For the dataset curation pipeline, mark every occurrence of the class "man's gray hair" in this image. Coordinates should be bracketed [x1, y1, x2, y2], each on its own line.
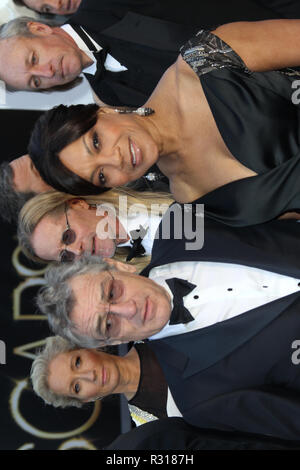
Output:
[0, 16, 49, 40]
[0, 162, 35, 223]
[37, 255, 111, 347]
[31, 335, 83, 408]
[0, 17, 82, 91]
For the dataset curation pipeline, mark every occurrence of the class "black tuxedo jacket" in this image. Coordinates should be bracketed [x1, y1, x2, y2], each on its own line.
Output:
[107, 417, 300, 450]
[69, 0, 282, 32]
[69, 6, 198, 106]
[141, 211, 300, 440]
[68, 0, 284, 106]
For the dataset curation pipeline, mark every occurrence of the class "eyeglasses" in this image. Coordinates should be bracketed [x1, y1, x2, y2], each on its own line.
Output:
[60, 204, 76, 263]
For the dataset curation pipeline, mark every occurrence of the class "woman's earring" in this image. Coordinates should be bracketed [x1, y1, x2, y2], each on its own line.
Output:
[114, 107, 155, 116]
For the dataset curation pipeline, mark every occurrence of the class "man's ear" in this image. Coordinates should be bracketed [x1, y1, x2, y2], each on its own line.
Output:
[97, 106, 117, 116]
[104, 258, 137, 273]
[27, 22, 53, 36]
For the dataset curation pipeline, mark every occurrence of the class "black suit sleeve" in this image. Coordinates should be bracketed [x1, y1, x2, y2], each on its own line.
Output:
[106, 417, 300, 449]
[252, 0, 300, 18]
[190, 388, 300, 442]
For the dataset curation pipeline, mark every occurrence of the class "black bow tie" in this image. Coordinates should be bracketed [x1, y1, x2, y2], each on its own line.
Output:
[166, 278, 196, 325]
[126, 225, 148, 262]
[93, 48, 107, 74]
[70, 25, 107, 75]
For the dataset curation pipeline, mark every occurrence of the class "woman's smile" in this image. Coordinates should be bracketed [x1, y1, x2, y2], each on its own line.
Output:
[129, 138, 142, 168]
[102, 365, 108, 386]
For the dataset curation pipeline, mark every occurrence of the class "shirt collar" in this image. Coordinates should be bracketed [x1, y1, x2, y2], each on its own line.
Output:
[61, 24, 101, 75]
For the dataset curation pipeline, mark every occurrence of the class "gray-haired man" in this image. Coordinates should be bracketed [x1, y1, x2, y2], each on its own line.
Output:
[0, 5, 197, 106]
[0, 0, 290, 106]
[38, 255, 170, 347]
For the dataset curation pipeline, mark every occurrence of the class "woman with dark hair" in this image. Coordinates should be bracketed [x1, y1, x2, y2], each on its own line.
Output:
[29, 19, 300, 227]
[31, 336, 178, 425]
[13, 0, 81, 15]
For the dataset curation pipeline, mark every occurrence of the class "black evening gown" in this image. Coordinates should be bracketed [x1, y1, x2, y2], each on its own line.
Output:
[180, 30, 300, 226]
[128, 343, 168, 420]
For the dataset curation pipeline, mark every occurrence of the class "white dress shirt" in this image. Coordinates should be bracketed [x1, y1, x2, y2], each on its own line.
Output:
[149, 261, 300, 340]
[117, 211, 162, 256]
[62, 24, 128, 76]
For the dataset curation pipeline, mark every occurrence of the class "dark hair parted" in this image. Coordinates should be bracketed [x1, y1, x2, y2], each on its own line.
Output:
[12, 0, 25, 6]
[28, 104, 111, 195]
[0, 162, 36, 224]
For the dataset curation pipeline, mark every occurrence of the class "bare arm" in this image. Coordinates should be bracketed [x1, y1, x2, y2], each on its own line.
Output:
[213, 20, 300, 71]
[278, 211, 300, 220]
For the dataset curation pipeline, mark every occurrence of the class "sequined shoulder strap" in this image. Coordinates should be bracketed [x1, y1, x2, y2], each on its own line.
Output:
[180, 29, 250, 77]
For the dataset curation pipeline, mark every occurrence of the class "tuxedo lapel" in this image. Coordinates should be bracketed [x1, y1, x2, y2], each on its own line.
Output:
[89, 70, 149, 107]
[142, 215, 300, 279]
[151, 291, 300, 378]
[70, 24, 97, 50]
[102, 12, 197, 51]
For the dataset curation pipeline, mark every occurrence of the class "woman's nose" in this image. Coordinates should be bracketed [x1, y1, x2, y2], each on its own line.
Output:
[104, 147, 123, 169]
[78, 370, 96, 382]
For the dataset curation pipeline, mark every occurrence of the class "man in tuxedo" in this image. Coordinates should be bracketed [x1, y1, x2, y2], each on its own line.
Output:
[0, 155, 51, 223]
[254, 0, 300, 18]
[38, 203, 300, 440]
[0, 109, 51, 223]
[0, 0, 297, 106]
[0, 3, 199, 106]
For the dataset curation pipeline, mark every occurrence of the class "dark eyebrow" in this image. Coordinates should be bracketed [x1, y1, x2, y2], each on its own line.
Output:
[69, 379, 77, 395]
[25, 54, 31, 89]
[82, 135, 99, 184]
[27, 57, 37, 90]
[82, 134, 92, 156]
[24, 51, 38, 90]
[27, 73, 35, 90]
[28, 74, 41, 91]
[100, 277, 105, 301]
[96, 274, 110, 337]
[96, 315, 103, 337]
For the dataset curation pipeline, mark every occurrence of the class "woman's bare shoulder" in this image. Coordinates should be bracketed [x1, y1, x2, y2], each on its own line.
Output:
[175, 54, 199, 80]
[148, 55, 198, 107]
